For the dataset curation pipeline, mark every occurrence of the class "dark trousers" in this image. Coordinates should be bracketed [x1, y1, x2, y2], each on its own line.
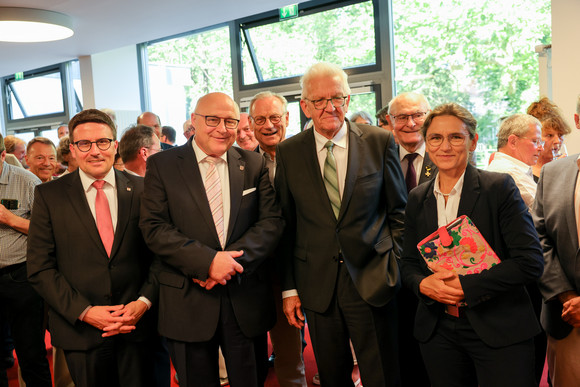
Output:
[167, 294, 261, 387]
[0, 263, 51, 387]
[305, 263, 401, 387]
[64, 336, 155, 387]
[420, 314, 536, 387]
[397, 286, 430, 387]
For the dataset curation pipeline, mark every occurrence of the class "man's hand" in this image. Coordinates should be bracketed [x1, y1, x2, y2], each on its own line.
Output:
[419, 265, 465, 305]
[82, 305, 133, 337]
[283, 295, 305, 329]
[192, 278, 219, 290]
[106, 300, 148, 336]
[208, 250, 244, 285]
[562, 296, 580, 327]
[0, 205, 29, 234]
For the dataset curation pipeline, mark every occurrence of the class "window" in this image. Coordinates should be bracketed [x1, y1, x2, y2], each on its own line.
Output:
[146, 26, 233, 144]
[6, 68, 64, 120]
[240, 0, 377, 86]
[392, 0, 551, 166]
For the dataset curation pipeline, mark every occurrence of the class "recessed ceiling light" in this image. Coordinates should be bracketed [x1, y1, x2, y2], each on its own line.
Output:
[0, 7, 74, 43]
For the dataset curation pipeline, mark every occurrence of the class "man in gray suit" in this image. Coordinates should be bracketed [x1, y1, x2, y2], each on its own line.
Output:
[276, 62, 406, 386]
[533, 154, 580, 386]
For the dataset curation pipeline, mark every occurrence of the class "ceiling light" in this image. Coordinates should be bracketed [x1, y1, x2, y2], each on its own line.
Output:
[0, 7, 74, 43]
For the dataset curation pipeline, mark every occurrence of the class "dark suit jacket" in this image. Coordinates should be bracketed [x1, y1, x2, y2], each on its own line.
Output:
[533, 154, 580, 339]
[139, 139, 284, 342]
[418, 151, 437, 185]
[27, 170, 156, 351]
[275, 121, 407, 313]
[401, 164, 544, 348]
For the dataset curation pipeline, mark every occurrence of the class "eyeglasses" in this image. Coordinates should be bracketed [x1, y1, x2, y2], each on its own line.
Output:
[518, 136, 544, 147]
[251, 114, 283, 125]
[73, 138, 114, 152]
[304, 96, 348, 110]
[194, 113, 239, 129]
[426, 133, 468, 147]
[390, 112, 427, 124]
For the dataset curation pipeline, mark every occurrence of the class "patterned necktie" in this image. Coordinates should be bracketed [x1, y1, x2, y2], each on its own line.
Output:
[205, 156, 224, 248]
[324, 141, 341, 219]
[404, 153, 419, 193]
[92, 180, 114, 257]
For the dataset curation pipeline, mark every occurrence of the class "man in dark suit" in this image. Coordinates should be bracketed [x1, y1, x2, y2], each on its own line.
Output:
[27, 109, 158, 387]
[140, 92, 284, 387]
[137, 111, 173, 150]
[388, 91, 435, 387]
[533, 154, 580, 386]
[276, 62, 407, 386]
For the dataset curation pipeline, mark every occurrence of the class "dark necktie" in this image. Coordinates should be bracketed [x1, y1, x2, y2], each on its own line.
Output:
[404, 153, 418, 193]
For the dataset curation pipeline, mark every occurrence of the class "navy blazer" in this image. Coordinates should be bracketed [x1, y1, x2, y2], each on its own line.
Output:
[139, 138, 284, 342]
[27, 170, 157, 351]
[401, 164, 543, 348]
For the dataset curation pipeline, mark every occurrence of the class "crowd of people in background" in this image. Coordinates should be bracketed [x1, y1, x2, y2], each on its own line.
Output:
[1, 61, 580, 387]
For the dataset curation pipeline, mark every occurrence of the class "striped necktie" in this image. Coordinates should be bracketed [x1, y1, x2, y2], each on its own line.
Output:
[324, 141, 341, 219]
[205, 156, 225, 248]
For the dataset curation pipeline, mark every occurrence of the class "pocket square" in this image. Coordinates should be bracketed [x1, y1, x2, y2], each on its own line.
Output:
[242, 187, 256, 196]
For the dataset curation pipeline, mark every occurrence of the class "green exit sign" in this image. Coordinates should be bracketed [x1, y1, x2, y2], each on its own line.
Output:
[279, 4, 299, 20]
[14, 72, 24, 81]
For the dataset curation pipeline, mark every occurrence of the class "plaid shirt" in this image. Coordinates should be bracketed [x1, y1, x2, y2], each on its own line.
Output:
[0, 162, 41, 268]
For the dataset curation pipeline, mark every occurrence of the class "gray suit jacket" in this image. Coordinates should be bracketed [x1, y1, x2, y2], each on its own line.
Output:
[275, 121, 407, 313]
[533, 154, 580, 339]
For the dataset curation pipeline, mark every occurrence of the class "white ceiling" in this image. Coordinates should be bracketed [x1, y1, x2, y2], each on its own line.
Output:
[0, 0, 295, 78]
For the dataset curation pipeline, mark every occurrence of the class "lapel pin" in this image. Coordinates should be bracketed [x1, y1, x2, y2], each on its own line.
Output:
[240, 165, 245, 171]
[425, 165, 432, 178]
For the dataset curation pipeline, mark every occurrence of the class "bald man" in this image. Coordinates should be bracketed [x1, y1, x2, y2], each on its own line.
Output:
[137, 112, 172, 150]
[140, 92, 284, 387]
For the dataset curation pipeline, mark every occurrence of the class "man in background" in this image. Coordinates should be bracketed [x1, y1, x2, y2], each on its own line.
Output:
[0, 134, 51, 386]
[160, 126, 176, 147]
[236, 112, 259, 151]
[183, 119, 194, 140]
[25, 137, 57, 183]
[120, 125, 162, 177]
[58, 125, 69, 139]
[249, 91, 307, 387]
[137, 111, 172, 150]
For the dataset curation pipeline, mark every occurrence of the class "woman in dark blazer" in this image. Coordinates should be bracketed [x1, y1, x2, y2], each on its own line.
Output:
[400, 103, 544, 387]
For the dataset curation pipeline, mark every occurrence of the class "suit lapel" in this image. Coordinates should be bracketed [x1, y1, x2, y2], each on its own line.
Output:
[421, 180, 438, 235]
[226, 148, 244, 245]
[457, 164, 480, 218]
[176, 140, 220, 245]
[65, 171, 109, 257]
[340, 121, 361, 222]
[110, 170, 132, 259]
[419, 152, 437, 184]
[562, 158, 579, 247]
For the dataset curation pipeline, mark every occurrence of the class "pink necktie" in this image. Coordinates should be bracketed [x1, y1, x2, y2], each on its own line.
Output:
[92, 180, 114, 256]
[205, 157, 224, 248]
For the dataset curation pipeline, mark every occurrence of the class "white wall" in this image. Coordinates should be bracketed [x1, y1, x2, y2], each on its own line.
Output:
[79, 45, 142, 136]
[551, 0, 580, 154]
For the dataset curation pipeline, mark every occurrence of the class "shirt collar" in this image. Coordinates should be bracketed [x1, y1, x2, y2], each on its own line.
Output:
[313, 120, 348, 152]
[191, 138, 228, 164]
[494, 152, 533, 177]
[0, 162, 9, 185]
[79, 167, 117, 193]
[433, 169, 466, 198]
[399, 141, 426, 162]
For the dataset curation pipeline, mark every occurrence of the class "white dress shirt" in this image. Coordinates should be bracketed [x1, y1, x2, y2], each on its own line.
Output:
[79, 167, 118, 232]
[433, 170, 466, 227]
[192, 139, 231, 247]
[487, 152, 536, 209]
[399, 141, 426, 178]
[313, 121, 349, 199]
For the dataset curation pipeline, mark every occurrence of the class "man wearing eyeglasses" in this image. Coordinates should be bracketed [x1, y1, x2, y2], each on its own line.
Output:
[236, 113, 260, 151]
[27, 109, 159, 387]
[276, 62, 406, 386]
[487, 114, 543, 209]
[140, 92, 284, 387]
[119, 124, 162, 178]
[248, 91, 308, 387]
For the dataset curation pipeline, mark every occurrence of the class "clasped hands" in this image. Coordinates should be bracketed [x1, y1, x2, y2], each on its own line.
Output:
[560, 293, 580, 327]
[419, 263, 465, 305]
[192, 250, 244, 290]
[83, 300, 148, 337]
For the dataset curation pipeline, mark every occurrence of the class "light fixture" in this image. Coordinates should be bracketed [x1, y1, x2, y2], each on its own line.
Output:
[0, 7, 74, 43]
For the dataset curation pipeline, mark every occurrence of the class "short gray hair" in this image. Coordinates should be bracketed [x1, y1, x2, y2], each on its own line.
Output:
[249, 91, 288, 116]
[497, 114, 541, 149]
[300, 62, 351, 99]
[388, 92, 430, 115]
